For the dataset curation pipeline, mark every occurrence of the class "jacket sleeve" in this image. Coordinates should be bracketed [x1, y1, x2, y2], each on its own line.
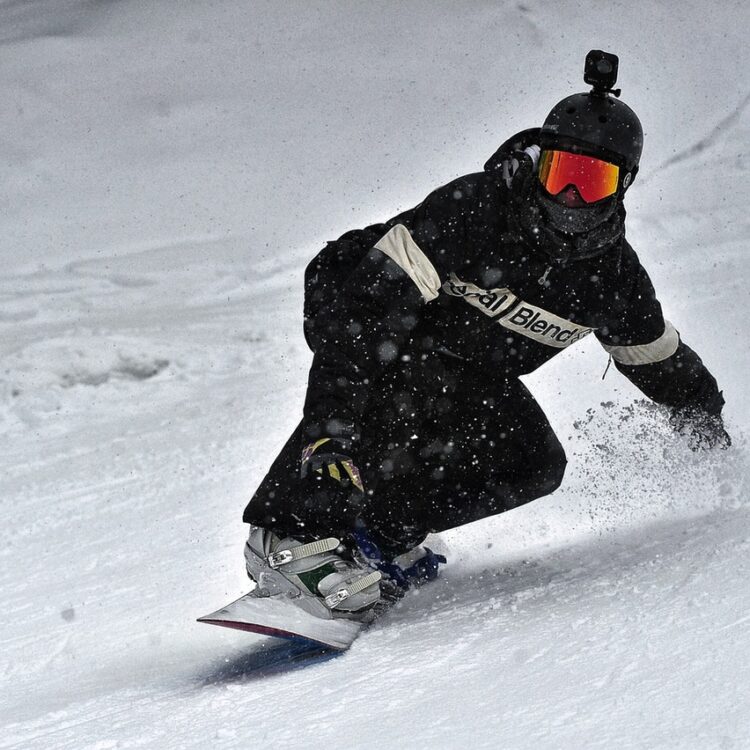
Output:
[301, 181, 467, 445]
[595, 243, 724, 416]
[303, 222, 388, 351]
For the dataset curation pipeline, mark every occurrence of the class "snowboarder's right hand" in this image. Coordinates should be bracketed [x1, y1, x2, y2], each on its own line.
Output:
[300, 437, 365, 493]
[670, 407, 732, 451]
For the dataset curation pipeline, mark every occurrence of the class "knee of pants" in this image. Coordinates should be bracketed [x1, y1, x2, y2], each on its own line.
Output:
[541, 443, 567, 495]
[504, 441, 567, 504]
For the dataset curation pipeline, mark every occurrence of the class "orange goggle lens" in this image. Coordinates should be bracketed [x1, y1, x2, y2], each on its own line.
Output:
[538, 150, 620, 203]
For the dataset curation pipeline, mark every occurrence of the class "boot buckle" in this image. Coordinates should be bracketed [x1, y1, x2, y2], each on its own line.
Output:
[266, 537, 341, 569]
[267, 549, 294, 568]
[323, 571, 382, 609]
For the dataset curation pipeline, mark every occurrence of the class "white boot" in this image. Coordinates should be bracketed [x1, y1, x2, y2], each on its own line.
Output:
[244, 525, 382, 619]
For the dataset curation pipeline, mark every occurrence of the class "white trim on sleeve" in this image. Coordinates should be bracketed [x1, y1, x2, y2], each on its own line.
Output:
[374, 224, 441, 302]
[601, 320, 680, 365]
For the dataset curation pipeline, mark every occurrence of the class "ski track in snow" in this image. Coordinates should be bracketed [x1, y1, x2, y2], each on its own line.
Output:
[1, 1, 750, 749]
[653, 90, 750, 175]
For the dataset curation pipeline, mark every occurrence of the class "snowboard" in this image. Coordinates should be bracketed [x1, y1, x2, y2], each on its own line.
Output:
[199, 538, 448, 651]
[198, 589, 367, 651]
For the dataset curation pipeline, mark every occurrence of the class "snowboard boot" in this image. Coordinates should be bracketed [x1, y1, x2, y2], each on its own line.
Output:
[244, 525, 382, 620]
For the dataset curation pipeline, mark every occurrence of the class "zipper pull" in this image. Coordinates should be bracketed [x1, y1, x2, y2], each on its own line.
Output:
[602, 354, 613, 380]
[538, 265, 552, 286]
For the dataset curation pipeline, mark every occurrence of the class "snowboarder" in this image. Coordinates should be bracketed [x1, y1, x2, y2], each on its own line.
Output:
[241, 50, 730, 621]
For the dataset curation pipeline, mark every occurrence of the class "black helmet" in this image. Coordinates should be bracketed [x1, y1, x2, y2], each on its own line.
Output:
[540, 51, 643, 188]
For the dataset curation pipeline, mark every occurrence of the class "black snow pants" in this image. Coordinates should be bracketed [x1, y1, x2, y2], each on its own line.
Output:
[243, 352, 567, 554]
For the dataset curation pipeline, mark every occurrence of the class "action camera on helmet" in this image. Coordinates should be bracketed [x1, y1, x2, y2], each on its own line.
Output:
[584, 50, 619, 94]
[540, 49, 643, 190]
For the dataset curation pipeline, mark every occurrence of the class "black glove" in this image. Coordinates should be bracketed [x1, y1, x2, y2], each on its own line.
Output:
[503, 146, 540, 197]
[670, 407, 731, 451]
[300, 437, 365, 493]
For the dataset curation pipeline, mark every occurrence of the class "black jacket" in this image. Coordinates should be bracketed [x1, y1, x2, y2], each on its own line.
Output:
[301, 130, 723, 443]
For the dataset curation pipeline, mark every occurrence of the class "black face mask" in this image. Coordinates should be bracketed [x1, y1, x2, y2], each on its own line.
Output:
[504, 147, 626, 262]
[537, 190, 618, 235]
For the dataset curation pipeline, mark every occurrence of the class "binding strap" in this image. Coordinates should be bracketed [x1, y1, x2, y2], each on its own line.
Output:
[324, 571, 382, 609]
[267, 537, 341, 569]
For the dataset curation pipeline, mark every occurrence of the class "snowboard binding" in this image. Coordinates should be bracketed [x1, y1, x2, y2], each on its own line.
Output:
[244, 526, 382, 618]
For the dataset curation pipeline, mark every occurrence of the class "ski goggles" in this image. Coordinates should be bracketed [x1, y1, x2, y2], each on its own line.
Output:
[538, 149, 621, 204]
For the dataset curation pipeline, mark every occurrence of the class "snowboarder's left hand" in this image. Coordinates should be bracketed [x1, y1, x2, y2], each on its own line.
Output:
[300, 437, 365, 492]
[670, 407, 731, 451]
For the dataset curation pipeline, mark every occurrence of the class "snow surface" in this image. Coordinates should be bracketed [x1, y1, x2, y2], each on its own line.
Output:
[1, 1, 750, 748]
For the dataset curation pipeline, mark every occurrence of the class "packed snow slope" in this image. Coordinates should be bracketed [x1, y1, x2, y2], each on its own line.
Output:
[1, 2, 749, 748]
